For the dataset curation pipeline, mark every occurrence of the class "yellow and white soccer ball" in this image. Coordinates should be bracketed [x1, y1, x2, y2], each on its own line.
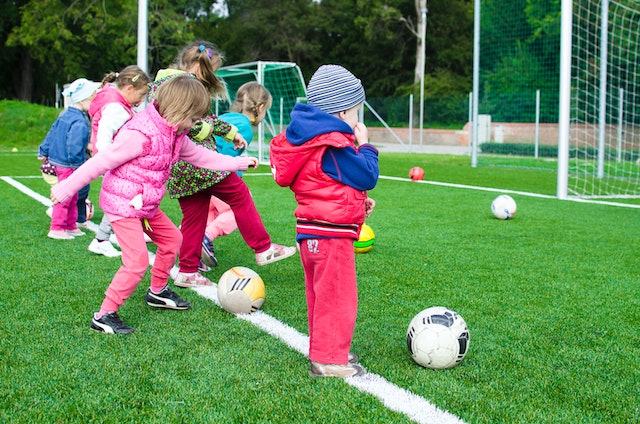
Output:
[217, 266, 265, 314]
[354, 223, 375, 254]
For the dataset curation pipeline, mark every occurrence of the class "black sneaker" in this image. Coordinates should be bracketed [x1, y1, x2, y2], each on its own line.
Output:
[201, 235, 218, 268]
[145, 287, 191, 310]
[91, 312, 135, 334]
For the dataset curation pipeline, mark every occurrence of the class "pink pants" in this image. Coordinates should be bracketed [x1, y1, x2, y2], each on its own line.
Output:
[99, 209, 181, 313]
[300, 237, 358, 365]
[205, 196, 238, 240]
[178, 173, 271, 273]
[50, 166, 78, 231]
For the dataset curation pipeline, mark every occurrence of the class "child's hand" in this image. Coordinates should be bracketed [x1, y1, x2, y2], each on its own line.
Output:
[37, 155, 47, 163]
[364, 197, 376, 217]
[247, 157, 259, 169]
[354, 122, 368, 146]
[234, 133, 248, 150]
[50, 188, 60, 205]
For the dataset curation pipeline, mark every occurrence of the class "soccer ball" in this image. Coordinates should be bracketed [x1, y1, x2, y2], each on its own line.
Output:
[409, 166, 425, 181]
[85, 199, 94, 220]
[217, 266, 265, 314]
[354, 223, 375, 254]
[406, 306, 470, 370]
[491, 194, 517, 220]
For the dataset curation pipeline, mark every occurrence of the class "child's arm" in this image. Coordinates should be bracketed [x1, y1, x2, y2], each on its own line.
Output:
[321, 143, 379, 191]
[190, 115, 248, 150]
[38, 127, 53, 160]
[179, 137, 257, 172]
[96, 103, 131, 151]
[51, 131, 145, 204]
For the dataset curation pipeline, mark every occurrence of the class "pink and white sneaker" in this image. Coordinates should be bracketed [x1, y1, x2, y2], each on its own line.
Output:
[174, 272, 213, 288]
[255, 244, 296, 266]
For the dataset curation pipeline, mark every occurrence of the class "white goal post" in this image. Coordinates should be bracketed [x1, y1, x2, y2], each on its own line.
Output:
[214, 61, 307, 163]
[558, 0, 640, 199]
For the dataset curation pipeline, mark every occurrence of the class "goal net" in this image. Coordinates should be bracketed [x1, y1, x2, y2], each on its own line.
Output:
[214, 61, 307, 162]
[473, 0, 561, 171]
[564, 0, 640, 198]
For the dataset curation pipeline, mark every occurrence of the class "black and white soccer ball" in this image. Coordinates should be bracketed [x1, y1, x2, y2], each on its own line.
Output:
[406, 306, 470, 369]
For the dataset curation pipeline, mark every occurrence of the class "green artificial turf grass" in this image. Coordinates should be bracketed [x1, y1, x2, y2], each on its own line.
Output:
[1, 152, 639, 423]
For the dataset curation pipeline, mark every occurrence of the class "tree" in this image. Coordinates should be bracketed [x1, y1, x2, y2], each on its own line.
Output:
[5, 0, 197, 103]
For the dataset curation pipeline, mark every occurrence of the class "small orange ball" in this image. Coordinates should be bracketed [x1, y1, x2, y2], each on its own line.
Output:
[409, 167, 425, 181]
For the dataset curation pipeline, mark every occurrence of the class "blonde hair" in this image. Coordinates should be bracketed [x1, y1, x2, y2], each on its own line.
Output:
[101, 65, 150, 90]
[229, 82, 272, 123]
[154, 75, 210, 126]
[174, 41, 228, 101]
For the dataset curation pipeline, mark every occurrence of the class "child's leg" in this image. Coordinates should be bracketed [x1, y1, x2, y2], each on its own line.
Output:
[177, 191, 211, 274]
[205, 196, 238, 240]
[144, 210, 182, 292]
[95, 214, 113, 241]
[51, 167, 78, 231]
[99, 217, 149, 313]
[300, 238, 357, 365]
[211, 173, 271, 253]
[76, 184, 90, 223]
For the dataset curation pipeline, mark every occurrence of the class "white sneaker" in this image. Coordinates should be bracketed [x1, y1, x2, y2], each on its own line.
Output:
[48, 230, 74, 240]
[174, 272, 213, 288]
[255, 244, 297, 266]
[67, 229, 85, 237]
[310, 361, 365, 378]
[88, 239, 122, 258]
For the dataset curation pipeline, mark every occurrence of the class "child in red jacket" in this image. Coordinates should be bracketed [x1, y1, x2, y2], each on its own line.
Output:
[270, 65, 379, 377]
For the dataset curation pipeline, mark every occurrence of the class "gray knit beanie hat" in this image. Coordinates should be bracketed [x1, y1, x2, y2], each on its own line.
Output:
[306, 65, 365, 114]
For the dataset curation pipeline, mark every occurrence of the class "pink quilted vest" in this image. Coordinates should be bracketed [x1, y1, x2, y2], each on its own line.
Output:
[99, 102, 185, 218]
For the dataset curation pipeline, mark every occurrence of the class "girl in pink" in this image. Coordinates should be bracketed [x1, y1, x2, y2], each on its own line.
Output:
[51, 75, 258, 334]
[151, 41, 296, 288]
[87, 65, 151, 258]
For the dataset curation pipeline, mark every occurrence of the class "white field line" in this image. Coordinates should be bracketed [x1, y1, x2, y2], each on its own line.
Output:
[381, 175, 640, 208]
[2, 175, 466, 424]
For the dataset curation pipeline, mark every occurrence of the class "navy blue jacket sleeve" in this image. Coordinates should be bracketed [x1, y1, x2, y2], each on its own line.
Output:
[321, 144, 379, 191]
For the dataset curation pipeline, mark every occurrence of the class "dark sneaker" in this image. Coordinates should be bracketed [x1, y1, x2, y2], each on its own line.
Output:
[198, 261, 211, 273]
[310, 361, 365, 378]
[201, 235, 218, 268]
[91, 312, 135, 334]
[145, 287, 191, 310]
[348, 352, 359, 364]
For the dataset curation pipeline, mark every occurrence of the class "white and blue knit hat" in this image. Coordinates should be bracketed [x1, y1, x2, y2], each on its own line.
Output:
[306, 65, 365, 114]
[62, 78, 100, 104]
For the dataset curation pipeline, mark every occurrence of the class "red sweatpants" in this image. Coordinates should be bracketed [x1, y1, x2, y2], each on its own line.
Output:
[99, 210, 181, 313]
[300, 237, 358, 365]
[177, 173, 271, 273]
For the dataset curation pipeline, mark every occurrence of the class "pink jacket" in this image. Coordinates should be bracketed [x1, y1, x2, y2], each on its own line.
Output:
[88, 85, 134, 154]
[51, 102, 251, 221]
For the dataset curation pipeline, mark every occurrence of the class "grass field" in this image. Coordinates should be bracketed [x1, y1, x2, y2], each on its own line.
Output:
[1, 101, 639, 423]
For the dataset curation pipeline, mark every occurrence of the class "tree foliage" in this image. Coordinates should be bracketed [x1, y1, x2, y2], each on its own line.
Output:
[2, 0, 477, 110]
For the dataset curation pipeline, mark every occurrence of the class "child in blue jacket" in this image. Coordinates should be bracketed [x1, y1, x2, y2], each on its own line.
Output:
[38, 78, 99, 239]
